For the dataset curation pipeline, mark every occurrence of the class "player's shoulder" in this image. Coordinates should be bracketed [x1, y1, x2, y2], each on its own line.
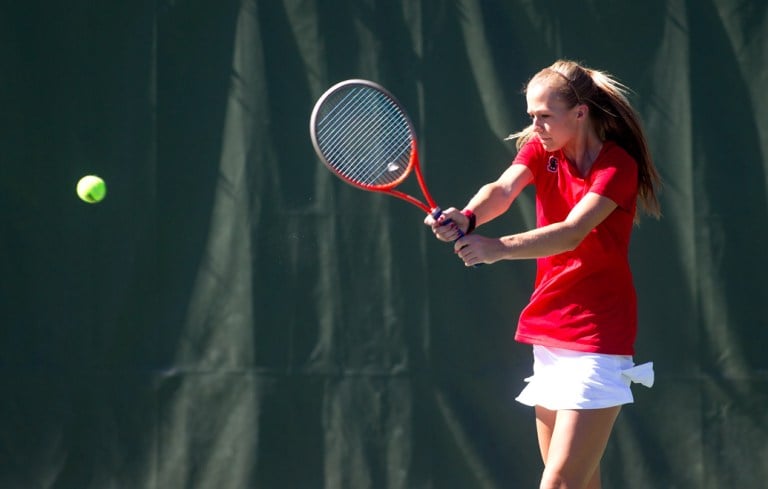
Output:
[599, 141, 636, 167]
[591, 141, 637, 182]
[514, 138, 550, 170]
[519, 138, 547, 156]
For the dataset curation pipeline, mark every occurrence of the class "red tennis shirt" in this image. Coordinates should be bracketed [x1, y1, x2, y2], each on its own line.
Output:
[512, 139, 639, 355]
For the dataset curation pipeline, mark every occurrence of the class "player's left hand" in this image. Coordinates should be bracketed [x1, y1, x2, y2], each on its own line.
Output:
[453, 234, 500, 267]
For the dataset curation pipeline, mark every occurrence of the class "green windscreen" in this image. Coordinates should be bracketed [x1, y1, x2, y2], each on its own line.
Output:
[1, 1, 766, 488]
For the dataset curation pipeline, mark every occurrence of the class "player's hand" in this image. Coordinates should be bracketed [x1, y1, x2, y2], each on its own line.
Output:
[454, 234, 501, 267]
[424, 207, 467, 242]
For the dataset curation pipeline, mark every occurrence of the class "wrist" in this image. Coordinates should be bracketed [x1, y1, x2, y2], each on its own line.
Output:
[461, 209, 476, 234]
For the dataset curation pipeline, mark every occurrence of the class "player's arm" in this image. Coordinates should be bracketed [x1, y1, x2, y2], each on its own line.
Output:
[464, 163, 533, 227]
[455, 192, 618, 264]
[426, 163, 533, 239]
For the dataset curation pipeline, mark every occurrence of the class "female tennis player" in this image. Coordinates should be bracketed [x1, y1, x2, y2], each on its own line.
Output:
[425, 59, 661, 489]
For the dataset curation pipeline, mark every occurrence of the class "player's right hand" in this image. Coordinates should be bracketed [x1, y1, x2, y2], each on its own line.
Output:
[424, 207, 467, 242]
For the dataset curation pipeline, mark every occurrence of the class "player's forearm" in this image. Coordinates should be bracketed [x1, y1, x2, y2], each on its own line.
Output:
[465, 165, 532, 229]
[496, 221, 584, 260]
[465, 182, 517, 227]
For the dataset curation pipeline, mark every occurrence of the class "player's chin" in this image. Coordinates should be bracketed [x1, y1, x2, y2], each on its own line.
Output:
[538, 137, 556, 150]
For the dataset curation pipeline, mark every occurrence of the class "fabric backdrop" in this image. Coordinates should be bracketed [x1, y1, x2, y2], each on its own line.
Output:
[1, 1, 766, 488]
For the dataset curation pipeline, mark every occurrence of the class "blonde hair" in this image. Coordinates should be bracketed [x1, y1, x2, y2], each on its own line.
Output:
[510, 60, 661, 219]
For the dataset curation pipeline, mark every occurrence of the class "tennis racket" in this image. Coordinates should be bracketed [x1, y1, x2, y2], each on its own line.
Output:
[309, 79, 462, 238]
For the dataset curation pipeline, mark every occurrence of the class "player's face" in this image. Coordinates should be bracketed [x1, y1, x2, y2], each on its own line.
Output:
[526, 83, 580, 152]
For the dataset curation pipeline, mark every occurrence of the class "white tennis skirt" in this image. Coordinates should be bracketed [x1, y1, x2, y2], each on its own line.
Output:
[515, 345, 655, 410]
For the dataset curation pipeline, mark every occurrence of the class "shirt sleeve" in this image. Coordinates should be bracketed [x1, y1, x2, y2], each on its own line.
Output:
[589, 145, 638, 211]
[512, 139, 546, 179]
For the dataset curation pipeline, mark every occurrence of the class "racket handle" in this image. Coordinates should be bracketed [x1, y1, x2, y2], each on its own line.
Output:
[430, 207, 464, 240]
[431, 207, 482, 268]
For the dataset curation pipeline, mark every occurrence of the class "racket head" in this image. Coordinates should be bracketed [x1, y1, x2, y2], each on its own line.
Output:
[310, 79, 417, 192]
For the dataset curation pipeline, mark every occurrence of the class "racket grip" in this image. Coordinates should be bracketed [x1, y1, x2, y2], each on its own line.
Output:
[431, 207, 464, 240]
[431, 207, 481, 268]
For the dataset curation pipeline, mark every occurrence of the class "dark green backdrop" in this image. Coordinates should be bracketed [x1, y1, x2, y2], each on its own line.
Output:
[2, 1, 767, 488]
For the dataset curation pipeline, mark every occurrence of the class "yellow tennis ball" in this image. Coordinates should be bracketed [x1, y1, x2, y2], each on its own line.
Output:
[76, 175, 107, 203]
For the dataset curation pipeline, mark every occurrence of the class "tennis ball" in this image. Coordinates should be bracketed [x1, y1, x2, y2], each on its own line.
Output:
[76, 175, 107, 204]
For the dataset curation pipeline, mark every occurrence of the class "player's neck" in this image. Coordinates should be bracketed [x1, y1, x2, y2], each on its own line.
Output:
[563, 134, 603, 177]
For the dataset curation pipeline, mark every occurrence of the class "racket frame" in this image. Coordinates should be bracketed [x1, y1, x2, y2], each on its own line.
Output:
[310, 79, 439, 215]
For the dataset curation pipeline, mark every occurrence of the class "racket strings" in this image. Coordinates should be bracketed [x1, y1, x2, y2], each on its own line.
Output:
[321, 96, 404, 176]
[319, 91, 410, 184]
[315, 87, 413, 187]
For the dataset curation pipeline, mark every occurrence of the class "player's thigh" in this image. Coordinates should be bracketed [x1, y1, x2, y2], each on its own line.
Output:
[535, 405, 557, 462]
[544, 407, 621, 484]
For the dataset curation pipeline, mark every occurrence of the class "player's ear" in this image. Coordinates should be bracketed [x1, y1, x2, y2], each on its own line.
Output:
[576, 104, 588, 119]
